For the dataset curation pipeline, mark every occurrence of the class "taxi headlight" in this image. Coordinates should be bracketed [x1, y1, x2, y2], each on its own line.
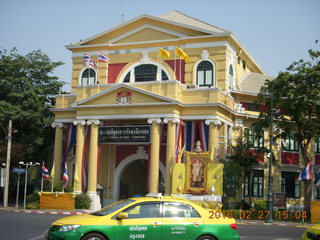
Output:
[59, 224, 81, 232]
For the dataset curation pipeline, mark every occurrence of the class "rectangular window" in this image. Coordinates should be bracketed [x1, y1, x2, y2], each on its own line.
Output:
[245, 129, 264, 149]
[205, 70, 213, 86]
[315, 188, 320, 199]
[282, 134, 299, 152]
[197, 71, 204, 85]
[244, 170, 264, 197]
[281, 171, 300, 198]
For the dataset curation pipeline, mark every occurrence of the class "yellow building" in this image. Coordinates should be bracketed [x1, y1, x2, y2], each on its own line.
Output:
[51, 10, 320, 210]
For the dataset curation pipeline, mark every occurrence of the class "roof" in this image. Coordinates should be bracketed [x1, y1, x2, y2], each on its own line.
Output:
[158, 10, 228, 34]
[238, 73, 274, 94]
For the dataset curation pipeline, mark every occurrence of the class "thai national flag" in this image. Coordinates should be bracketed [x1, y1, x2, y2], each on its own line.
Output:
[298, 161, 313, 180]
[82, 54, 91, 62]
[63, 162, 69, 188]
[88, 59, 97, 69]
[315, 169, 320, 188]
[41, 163, 50, 179]
[98, 52, 110, 62]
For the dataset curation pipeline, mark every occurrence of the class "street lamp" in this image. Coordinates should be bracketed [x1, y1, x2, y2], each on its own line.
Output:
[264, 87, 274, 223]
[19, 162, 40, 209]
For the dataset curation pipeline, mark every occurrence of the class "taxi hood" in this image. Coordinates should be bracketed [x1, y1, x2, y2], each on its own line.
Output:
[52, 214, 106, 226]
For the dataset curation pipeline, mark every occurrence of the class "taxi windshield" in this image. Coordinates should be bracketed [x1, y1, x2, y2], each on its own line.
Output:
[90, 199, 135, 216]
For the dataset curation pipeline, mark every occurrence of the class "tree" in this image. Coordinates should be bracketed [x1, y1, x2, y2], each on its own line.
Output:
[256, 47, 320, 218]
[226, 136, 267, 206]
[0, 48, 64, 166]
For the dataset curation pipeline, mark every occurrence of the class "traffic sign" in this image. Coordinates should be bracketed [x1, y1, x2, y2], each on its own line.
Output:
[13, 168, 27, 174]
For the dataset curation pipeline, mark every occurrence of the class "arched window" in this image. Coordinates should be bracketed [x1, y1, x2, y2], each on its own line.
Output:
[228, 64, 235, 89]
[196, 61, 214, 87]
[134, 64, 157, 82]
[81, 68, 97, 85]
[121, 63, 169, 83]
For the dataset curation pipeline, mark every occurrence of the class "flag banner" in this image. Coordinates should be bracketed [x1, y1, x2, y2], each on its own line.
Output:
[82, 126, 90, 192]
[63, 162, 69, 188]
[185, 121, 208, 152]
[82, 54, 97, 69]
[159, 48, 170, 58]
[298, 161, 313, 180]
[98, 52, 110, 62]
[41, 163, 50, 179]
[315, 169, 320, 188]
[175, 47, 190, 62]
[175, 119, 183, 162]
[61, 124, 76, 182]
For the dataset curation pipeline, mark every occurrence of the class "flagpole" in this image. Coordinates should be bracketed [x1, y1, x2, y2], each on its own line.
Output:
[174, 46, 177, 80]
[41, 176, 44, 192]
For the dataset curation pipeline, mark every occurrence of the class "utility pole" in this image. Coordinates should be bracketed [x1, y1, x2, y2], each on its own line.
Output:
[4, 120, 12, 208]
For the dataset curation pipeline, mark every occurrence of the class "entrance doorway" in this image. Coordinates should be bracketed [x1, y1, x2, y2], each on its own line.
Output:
[119, 159, 165, 199]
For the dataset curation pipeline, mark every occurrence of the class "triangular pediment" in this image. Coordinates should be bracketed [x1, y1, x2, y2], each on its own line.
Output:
[70, 13, 216, 47]
[72, 84, 180, 107]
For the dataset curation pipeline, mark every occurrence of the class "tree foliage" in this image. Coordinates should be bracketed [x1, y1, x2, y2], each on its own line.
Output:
[255, 47, 320, 219]
[257, 48, 320, 165]
[0, 48, 64, 165]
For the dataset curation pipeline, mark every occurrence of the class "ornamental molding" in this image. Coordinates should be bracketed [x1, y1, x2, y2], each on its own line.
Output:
[163, 117, 180, 124]
[201, 50, 209, 60]
[51, 122, 64, 128]
[87, 120, 101, 126]
[73, 120, 86, 126]
[147, 118, 162, 124]
[205, 119, 222, 126]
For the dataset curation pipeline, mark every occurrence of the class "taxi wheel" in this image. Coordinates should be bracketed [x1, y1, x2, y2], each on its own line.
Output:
[81, 232, 107, 240]
[196, 235, 217, 240]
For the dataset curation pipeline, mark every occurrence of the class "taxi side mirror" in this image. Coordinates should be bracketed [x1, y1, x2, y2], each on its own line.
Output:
[117, 212, 128, 220]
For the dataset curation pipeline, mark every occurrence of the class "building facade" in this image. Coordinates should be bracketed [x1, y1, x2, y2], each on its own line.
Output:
[51, 11, 320, 210]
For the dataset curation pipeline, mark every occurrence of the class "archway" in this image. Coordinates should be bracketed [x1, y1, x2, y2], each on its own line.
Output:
[113, 147, 166, 201]
[119, 159, 165, 199]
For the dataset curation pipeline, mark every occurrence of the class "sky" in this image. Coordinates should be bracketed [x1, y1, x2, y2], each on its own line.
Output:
[1, 0, 319, 92]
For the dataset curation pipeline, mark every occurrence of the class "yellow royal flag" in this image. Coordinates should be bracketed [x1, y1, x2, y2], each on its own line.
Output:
[159, 48, 170, 58]
[175, 47, 190, 63]
[50, 163, 55, 180]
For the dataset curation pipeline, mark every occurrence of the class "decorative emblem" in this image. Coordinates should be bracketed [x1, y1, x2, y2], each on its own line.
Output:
[116, 91, 132, 104]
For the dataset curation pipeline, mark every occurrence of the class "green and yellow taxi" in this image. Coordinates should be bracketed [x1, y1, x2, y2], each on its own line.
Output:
[46, 194, 239, 240]
[301, 223, 320, 240]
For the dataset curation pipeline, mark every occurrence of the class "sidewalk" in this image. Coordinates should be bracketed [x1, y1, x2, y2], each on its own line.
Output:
[0, 206, 91, 215]
[237, 218, 313, 227]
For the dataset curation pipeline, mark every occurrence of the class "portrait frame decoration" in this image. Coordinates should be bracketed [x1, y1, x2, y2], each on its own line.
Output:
[186, 151, 209, 194]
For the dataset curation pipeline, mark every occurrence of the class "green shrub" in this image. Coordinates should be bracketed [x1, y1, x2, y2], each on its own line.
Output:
[52, 181, 73, 192]
[26, 202, 39, 209]
[26, 191, 40, 209]
[75, 193, 91, 209]
[254, 200, 267, 211]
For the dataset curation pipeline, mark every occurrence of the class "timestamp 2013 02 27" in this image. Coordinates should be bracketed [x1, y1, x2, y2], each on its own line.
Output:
[208, 210, 307, 220]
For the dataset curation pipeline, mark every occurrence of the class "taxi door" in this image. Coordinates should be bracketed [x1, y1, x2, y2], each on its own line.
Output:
[161, 202, 204, 240]
[113, 202, 162, 240]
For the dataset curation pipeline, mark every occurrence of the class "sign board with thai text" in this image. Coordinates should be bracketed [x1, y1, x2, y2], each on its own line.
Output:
[98, 126, 151, 144]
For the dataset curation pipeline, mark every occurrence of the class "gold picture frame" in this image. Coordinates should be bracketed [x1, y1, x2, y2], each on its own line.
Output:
[186, 151, 209, 194]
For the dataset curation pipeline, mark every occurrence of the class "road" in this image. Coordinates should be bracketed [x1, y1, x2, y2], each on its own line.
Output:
[0, 211, 307, 240]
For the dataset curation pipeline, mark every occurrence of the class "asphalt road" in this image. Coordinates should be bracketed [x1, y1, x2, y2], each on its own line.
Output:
[0, 211, 307, 240]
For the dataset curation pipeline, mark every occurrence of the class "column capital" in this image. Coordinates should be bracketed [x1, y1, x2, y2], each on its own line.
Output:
[233, 119, 243, 129]
[163, 117, 180, 124]
[73, 120, 86, 126]
[205, 119, 222, 126]
[147, 118, 162, 124]
[87, 120, 101, 126]
[51, 122, 64, 128]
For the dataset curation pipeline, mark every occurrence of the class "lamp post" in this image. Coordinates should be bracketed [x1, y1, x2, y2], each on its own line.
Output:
[265, 87, 274, 223]
[19, 162, 40, 209]
[3, 120, 12, 208]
